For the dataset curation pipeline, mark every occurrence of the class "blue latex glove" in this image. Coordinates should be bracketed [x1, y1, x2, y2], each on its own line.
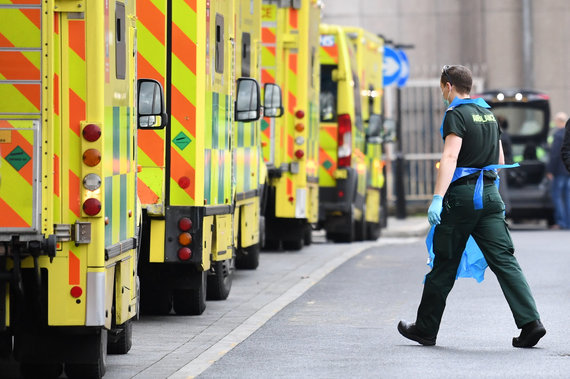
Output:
[428, 195, 443, 225]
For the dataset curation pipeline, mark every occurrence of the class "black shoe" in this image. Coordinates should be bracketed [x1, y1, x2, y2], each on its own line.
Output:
[397, 320, 436, 346]
[512, 320, 546, 348]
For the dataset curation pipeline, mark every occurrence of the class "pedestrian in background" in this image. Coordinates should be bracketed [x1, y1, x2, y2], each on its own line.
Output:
[398, 65, 546, 348]
[562, 118, 570, 173]
[546, 112, 570, 229]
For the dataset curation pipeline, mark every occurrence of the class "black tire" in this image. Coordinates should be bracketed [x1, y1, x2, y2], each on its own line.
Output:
[236, 244, 260, 270]
[140, 289, 172, 315]
[303, 223, 312, 246]
[172, 270, 206, 315]
[65, 329, 107, 379]
[355, 206, 366, 241]
[366, 222, 382, 240]
[21, 362, 63, 379]
[107, 319, 133, 355]
[334, 207, 356, 243]
[282, 238, 304, 251]
[263, 239, 280, 251]
[207, 260, 233, 301]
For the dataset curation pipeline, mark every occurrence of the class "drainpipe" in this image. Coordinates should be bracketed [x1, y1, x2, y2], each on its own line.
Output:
[522, 0, 534, 89]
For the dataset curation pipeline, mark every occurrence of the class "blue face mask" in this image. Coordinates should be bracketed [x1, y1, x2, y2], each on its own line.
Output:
[442, 86, 451, 108]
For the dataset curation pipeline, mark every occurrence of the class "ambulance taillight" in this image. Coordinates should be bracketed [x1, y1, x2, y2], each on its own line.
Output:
[178, 233, 192, 246]
[82, 123, 101, 142]
[83, 198, 102, 216]
[178, 247, 192, 261]
[178, 217, 192, 231]
[177, 218, 193, 261]
[81, 123, 102, 216]
[337, 113, 352, 167]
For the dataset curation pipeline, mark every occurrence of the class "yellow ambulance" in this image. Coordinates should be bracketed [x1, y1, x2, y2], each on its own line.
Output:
[0, 1, 159, 376]
[343, 26, 386, 239]
[260, 0, 322, 250]
[318, 24, 385, 242]
[136, 0, 280, 314]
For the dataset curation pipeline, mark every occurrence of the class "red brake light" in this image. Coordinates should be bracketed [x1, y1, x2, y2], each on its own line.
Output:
[83, 198, 101, 216]
[294, 149, 304, 159]
[337, 114, 352, 167]
[179, 217, 192, 231]
[70, 286, 83, 298]
[82, 124, 101, 142]
[178, 247, 192, 261]
[295, 110, 305, 119]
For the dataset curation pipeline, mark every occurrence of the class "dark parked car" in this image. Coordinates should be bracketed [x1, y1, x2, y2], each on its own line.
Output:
[474, 89, 554, 224]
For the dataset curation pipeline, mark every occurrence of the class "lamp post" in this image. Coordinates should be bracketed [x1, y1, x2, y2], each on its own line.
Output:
[393, 43, 414, 219]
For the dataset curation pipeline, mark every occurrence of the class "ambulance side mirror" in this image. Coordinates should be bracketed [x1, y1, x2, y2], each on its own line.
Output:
[137, 79, 168, 129]
[263, 83, 284, 118]
[382, 118, 397, 143]
[235, 77, 261, 122]
[366, 113, 383, 139]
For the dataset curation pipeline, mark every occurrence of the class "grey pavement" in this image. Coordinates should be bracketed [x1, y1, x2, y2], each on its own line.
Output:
[382, 215, 430, 238]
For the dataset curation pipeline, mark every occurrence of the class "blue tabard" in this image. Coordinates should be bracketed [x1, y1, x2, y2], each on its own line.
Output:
[425, 97, 519, 282]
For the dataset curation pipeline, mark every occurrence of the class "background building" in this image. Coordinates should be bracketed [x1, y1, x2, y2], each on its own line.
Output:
[322, 0, 570, 120]
[322, 0, 570, 208]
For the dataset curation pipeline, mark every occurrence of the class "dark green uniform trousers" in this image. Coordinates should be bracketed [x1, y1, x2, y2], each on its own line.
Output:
[415, 182, 540, 337]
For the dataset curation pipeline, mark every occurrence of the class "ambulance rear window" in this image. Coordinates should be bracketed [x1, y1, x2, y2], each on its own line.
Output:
[320, 64, 337, 122]
[115, 2, 126, 79]
[215, 14, 224, 74]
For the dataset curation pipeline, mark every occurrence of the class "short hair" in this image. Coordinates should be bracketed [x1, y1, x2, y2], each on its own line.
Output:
[440, 65, 472, 94]
[554, 112, 568, 122]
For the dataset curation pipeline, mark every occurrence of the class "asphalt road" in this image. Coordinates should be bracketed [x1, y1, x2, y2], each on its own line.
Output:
[1, 227, 569, 378]
[200, 229, 570, 378]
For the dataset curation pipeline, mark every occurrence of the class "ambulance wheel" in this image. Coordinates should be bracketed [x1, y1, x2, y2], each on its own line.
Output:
[172, 271, 206, 315]
[207, 260, 233, 301]
[107, 319, 133, 355]
[366, 222, 381, 240]
[20, 362, 63, 379]
[303, 223, 312, 246]
[334, 209, 356, 243]
[140, 289, 172, 315]
[236, 244, 260, 270]
[282, 238, 304, 251]
[263, 239, 280, 251]
[355, 206, 367, 241]
[65, 329, 107, 379]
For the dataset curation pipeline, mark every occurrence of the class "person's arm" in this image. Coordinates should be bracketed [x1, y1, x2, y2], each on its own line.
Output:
[434, 133, 462, 197]
[498, 141, 505, 165]
[562, 120, 570, 173]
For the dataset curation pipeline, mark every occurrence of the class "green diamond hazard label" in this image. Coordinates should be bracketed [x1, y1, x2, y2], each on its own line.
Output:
[6, 146, 31, 171]
[323, 160, 332, 170]
[173, 132, 191, 151]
